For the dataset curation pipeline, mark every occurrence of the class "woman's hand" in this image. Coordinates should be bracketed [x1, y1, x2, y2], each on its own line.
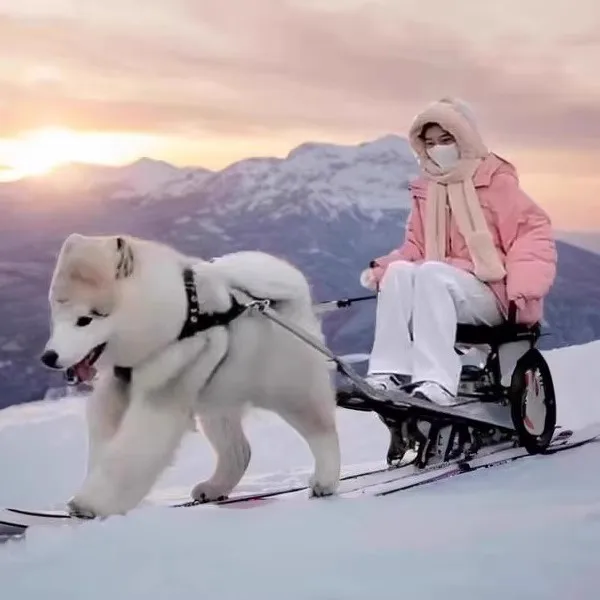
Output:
[359, 260, 382, 291]
[359, 268, 378, 291]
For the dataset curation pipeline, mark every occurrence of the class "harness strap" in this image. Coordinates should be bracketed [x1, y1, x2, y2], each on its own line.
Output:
[177, 268, 247, 341]
[113, 365, 132, 383]
[113, 267, 259, 383]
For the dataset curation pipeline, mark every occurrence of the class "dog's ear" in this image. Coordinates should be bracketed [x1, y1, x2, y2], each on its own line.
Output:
[50, 234, 118, 311]
[64, 237, 116, 290]
[115, 236, 134, 279]
[68, 253, 117, 312]
[69, 256, 113, 290]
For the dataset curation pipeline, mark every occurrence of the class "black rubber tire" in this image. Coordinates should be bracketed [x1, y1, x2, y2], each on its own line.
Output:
[508, 348, 556, 454]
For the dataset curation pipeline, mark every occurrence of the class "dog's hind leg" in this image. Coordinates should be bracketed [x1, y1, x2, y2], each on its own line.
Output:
[276, 398, 341, 498]
[68, 389, 194, 518]
[85, 373, 129, 476]
[191, 408, 251, 503]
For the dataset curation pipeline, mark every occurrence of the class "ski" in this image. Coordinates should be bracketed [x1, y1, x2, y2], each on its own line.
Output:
[175, 423, 600, 506]
[351, 422, 600, 498]
[169, 459, 409, 508]
[0, 459, 413, 541]
[2, 423, 598, 541]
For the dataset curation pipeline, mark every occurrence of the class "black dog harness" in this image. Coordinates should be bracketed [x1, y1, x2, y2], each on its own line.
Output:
[113, 267, 251, 384]
[176, 268, 247, 340]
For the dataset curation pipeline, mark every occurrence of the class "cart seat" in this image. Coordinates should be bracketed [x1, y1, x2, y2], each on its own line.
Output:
[455, 321, 541, 346]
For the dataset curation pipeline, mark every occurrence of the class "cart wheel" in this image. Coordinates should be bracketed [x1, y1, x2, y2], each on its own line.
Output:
[508, 348, 556, 453]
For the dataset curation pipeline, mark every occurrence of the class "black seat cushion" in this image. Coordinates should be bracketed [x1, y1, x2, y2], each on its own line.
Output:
[456, 321, 541, 346]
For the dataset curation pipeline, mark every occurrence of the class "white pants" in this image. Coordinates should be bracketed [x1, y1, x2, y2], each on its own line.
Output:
[368, 261, 503, 395]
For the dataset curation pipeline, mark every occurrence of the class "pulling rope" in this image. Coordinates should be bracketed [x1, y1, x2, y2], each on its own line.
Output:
[246, 299, 385, 401]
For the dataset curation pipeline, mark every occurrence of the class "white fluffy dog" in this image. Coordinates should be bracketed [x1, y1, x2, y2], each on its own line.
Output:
[41, 233, 341, 518]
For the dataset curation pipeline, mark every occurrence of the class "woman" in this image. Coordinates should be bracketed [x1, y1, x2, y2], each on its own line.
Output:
[360, 97, 557, 409]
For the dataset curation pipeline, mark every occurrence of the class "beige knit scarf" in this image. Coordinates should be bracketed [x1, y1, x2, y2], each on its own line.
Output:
[423, 158, 506, 282]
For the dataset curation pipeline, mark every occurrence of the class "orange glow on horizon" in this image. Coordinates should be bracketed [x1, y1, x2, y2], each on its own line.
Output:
[0, 126, 598, 231]
[0, 127, 161, 181]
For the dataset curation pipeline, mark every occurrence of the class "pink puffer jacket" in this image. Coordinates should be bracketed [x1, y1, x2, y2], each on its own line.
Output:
[371, 153, 557, 325]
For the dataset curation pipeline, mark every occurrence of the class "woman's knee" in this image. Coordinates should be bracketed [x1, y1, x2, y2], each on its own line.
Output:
[412, 261, 462, 296]
[414, 261, 455, 283]
[380, 260, 417, 288]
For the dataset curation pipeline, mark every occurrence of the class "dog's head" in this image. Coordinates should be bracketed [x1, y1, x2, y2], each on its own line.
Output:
[41, 233, 135, 382]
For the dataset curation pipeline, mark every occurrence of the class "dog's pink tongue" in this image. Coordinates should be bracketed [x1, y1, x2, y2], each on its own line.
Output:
[74, 362, 96, 383]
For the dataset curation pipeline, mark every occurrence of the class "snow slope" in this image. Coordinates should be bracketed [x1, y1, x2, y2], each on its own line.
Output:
[1, 342, 600, 599]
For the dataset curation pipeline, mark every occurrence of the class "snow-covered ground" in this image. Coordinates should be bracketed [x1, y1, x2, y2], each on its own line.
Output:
[1, 342, 600, 599]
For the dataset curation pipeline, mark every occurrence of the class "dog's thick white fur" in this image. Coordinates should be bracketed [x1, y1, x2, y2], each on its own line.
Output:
[43, 233, 340, 518]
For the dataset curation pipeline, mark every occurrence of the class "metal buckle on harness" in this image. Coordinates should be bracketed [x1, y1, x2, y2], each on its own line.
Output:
[246, 299, 272, 312]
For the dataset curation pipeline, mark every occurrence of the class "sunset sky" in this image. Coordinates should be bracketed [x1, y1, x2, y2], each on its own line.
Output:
[0, 0, 599, 229]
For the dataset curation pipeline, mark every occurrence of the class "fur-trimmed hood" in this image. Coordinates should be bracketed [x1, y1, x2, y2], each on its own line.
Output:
[408, 97, 489, 170]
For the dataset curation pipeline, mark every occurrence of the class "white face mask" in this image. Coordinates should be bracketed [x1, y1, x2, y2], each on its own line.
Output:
[426, 143, 460, 170]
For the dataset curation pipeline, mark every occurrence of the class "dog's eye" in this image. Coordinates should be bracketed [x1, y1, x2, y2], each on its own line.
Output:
[90, 309, 108, 318]
[76, 316, 93, 327]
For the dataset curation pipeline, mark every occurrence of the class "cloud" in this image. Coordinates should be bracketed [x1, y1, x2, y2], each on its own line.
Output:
[558, 31, 600, 48]
[0, 0, 599, 152]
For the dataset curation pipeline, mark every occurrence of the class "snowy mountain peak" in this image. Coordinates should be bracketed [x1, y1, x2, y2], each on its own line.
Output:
[120, 157, 181, 179]
[557, 231, 600, 255]
[108, 158, 212, 200]
[287, 134, 412, 161]
[121, 134, 421, 217]
[0, 135, 420, 213]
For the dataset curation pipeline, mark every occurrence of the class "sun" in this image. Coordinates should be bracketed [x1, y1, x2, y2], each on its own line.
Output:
[0, 127, 159, 181]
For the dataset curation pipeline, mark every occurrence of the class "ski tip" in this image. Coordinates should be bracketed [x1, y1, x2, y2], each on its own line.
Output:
[5, 508, 71, 519]
[0, 520, 27, 542]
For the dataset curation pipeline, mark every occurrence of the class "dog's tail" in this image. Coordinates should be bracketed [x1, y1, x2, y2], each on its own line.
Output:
[209, 251, 313, 309]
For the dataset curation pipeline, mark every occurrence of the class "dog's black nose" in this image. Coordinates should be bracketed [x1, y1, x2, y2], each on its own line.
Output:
[40, 350, 59, 369]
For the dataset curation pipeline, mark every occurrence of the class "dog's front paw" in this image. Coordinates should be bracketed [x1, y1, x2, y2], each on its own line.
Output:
[308, 476, 338, 498]
[66, 478, 127, 518]
[67, 496, 98, 520]
[190, 481, 230, 504]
